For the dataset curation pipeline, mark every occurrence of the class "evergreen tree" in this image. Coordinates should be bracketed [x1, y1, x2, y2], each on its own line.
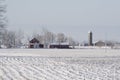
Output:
[0, 0, 7, 48]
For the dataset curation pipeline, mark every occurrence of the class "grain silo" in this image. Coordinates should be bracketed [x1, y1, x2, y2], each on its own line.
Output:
[88, 31, 93, 46]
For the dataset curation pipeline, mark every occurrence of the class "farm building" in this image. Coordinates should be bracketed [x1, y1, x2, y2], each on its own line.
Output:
[49, 43, 70, 49]
[95, 41, 105, 47]
[95, 40, 115, 48]
[29, 38, 44, 48]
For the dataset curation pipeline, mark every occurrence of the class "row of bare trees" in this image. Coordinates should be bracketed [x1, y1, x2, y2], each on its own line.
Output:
[2, 30, 24, 48]
[0, 27, 78, 48]
[31, 28, 78, 48]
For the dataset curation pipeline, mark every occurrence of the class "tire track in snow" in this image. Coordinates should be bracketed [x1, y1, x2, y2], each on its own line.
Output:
[0, 56, 120, 80]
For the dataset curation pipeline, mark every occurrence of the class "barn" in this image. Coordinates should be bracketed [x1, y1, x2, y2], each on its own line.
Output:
[49, 43, 70, 49]
[29, 38, 44, 48]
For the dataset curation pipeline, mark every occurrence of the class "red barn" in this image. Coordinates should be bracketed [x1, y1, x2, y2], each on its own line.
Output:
[29, 38, 43, 48]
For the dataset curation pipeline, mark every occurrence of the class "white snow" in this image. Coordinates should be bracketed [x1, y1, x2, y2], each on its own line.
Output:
[0, 48, 120, 57]
[0, 49, 120, 80]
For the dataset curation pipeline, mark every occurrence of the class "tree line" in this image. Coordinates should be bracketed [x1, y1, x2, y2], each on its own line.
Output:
[0, 27, 78, 48]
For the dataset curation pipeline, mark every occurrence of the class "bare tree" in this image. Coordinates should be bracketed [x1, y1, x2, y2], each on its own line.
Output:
[3, 30, 24, 48]
[42, 28, 55, 48]
[3, 31, 16, 48]
[56, 33, 67, 44]
[15, 30, 24, 48]
[44, 31, 55, 43]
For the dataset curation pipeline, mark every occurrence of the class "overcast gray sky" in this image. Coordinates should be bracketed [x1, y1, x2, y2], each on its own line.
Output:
[6, 0, 120, 42]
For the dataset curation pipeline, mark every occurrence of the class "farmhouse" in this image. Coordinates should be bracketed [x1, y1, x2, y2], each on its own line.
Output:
[29, 38, 44, 48]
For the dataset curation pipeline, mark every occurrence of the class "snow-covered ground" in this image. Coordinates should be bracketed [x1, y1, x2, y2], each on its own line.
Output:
[0, 49, 120, 80]
[0, 48, 120, 57]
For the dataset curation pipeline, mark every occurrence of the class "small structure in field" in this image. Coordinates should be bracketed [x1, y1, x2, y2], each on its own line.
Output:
[49, 43, 70, 49]
[29, 38, 44, 48]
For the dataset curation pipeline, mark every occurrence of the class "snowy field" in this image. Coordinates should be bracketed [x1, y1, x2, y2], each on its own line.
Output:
[0, 49, 120, 80]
